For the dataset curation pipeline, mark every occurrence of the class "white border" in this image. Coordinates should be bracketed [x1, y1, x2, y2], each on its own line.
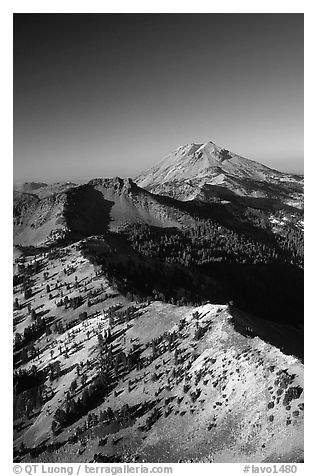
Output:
[2, 2, 313, 475]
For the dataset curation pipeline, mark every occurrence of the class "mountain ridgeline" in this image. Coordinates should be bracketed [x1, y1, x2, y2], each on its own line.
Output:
[13, 140, 303, 328]
[13, 139, 304, 463]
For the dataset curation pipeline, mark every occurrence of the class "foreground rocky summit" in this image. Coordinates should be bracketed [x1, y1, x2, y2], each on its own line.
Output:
[13, 244, 303, 463]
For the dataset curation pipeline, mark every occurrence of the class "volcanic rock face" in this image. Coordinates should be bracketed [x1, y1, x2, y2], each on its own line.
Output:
[13, 190, 69, 246]
[13, 179, 195, 246]
[87, 177, 195, 230]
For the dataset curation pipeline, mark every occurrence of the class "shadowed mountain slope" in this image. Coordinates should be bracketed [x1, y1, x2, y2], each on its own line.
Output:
[13, 179, 198, 246]
[13, 242, 303, 463]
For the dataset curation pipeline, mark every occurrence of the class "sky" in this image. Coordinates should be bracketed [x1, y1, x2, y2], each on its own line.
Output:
[14, 13, 304, 182]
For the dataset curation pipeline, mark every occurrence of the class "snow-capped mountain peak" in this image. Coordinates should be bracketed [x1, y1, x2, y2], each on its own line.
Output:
[135, 140, 302, 203]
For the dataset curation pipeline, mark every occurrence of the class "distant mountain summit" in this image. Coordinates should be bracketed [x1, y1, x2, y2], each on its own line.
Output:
[14, 181, 48, 194]
[137, 141, 277, 185]
[13, 140, 304, 247]
[136, 140, 303, 204]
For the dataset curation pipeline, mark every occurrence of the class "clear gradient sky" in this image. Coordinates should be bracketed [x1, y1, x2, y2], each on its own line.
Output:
[14, 13, 303, 182]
